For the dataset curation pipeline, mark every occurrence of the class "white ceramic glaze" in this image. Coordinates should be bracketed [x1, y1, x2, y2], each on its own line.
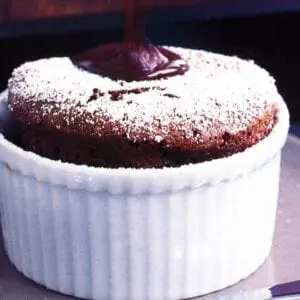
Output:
[0, 90, 289, 300]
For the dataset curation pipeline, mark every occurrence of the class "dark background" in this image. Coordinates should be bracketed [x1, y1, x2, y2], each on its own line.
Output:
[0, 5, 299, 124]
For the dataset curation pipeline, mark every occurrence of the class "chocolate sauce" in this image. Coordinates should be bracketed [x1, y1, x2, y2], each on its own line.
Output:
[87, 88, 104, 103]
[108, 86, 166, 101]
[73, 0, 189, 82]
[163, 93, 179, 99]
[109, 87, 151, 101]
[88, 86, 167, 102]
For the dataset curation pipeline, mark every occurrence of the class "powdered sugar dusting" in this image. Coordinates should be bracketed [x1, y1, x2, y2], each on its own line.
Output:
[7, 47, 281, 143]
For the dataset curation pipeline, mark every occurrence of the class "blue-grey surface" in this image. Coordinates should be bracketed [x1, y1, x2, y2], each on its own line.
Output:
[290, 123, 300, 138]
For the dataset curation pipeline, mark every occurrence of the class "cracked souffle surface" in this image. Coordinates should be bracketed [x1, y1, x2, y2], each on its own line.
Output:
[7, 47, 279, 168]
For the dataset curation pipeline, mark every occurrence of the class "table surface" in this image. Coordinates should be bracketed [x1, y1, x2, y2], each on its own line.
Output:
[0, 134, 300, 300]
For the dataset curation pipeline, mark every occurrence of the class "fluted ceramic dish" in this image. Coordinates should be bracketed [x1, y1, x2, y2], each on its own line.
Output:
[0, 90, 289, 300]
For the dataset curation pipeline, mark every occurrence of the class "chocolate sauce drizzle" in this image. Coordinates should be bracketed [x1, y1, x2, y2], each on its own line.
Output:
[88, 86, 169, 102]
[73, 0, 189, 82]
[109, 87, 165, 101]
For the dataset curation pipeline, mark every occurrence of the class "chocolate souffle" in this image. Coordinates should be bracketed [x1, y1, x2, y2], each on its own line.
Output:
[0, 1, 288, 298]
[7, 47, 278, 169]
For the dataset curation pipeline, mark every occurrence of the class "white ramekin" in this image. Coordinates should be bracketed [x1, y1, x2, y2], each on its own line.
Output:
[0, 90, 289, 300]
